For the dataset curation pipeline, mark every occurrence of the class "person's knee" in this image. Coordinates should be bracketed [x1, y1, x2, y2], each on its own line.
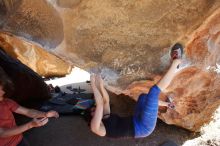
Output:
[148, 85, 161, 97]
[151, 85, 161, 92]
[137, 124, 156, 138]
[139, 93, 147, 98]
[90, 124, 98, 133]
[145, 125, 156, 136]
[90, 124, 106, 137]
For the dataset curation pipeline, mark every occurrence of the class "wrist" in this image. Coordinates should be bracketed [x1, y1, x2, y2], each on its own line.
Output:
[44, 112, 47, 117]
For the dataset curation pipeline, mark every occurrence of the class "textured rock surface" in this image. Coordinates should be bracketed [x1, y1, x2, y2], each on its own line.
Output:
[0, 0, 63, 48]
[51, 0, 220, 88]
[56, 0, 81, 8]
[0, 0, 220, 131]
[0, 33, 72, 77]
[173, 8, 220, 131]
[123, 8, 220, 131]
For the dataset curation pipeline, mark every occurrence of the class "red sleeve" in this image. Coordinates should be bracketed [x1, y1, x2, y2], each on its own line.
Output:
[5, 98, 20, 111]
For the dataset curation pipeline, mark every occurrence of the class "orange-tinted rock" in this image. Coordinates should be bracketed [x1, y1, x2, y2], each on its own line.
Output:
[122, 8, 220, 131]
[160, 67, 220, 131]
[0, 47, 51, 102]
[186, 8, 220, 68]
[0, 34, 72, 77]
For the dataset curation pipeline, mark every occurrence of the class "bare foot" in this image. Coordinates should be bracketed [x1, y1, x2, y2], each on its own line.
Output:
[91, 74, 103, 105]
[96, 74, 104, 88]
[95, 74, 101, 91]
[96, 75, 109, 104]
[90, 74, 96, 86]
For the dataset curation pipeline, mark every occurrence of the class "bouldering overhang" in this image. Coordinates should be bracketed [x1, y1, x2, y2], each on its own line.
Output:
[0, 0, 220, 132]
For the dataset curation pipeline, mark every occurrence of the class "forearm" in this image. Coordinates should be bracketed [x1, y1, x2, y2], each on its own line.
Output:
[27, 109, 46, 118]
[159, 100, 168, 107]
[0, 122, 33, 138]
[90, 105, 103, 131]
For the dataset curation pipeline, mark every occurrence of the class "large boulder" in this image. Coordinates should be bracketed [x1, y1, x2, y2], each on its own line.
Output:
[0, 0, 220, 131]
[0, 34, 72, 77]
[0, 0, 63, 48]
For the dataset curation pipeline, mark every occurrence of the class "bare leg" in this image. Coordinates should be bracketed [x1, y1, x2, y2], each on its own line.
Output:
[156, 60, 181, 109]
[157, 44, 183, 108]
[157, 59, 181, 91]
[90, 75, 106, 136]
[96, 75, 111, 117]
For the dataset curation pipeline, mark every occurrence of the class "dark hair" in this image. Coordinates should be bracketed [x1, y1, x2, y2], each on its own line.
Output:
[0, 66, 14, 97]
[82, 106, 97, 126]
[82, 108, 93, 124]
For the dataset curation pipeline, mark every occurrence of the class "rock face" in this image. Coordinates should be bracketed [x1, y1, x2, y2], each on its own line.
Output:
[0, 33, 72, 77]
[0, 0, 220, 131]
[168, 9, 220, 131]
[0, 0, 63, 48]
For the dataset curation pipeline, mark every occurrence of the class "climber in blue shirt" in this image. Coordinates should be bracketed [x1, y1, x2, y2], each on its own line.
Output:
[85, 43, 183, 138]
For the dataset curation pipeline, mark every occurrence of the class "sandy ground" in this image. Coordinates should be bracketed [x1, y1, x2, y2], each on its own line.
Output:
[17, 116, 192, 146]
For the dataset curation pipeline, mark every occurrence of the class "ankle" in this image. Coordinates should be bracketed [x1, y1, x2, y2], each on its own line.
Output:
[95, 98, 104, 105]
[172, 59, 181, 66]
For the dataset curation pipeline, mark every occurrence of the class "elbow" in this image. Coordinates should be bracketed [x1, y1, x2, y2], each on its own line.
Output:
[90, 126, 105, 137]
[99, 133, 106, 137]
[137, 126, 155, 138]
[90, 122, 99, 134]
[144, 130, 153, 137]
[90, 125, 98, 134]
[137, 130, 153, 138]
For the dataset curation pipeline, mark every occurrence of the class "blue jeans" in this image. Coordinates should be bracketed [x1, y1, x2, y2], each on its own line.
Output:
[133, 85, 161, 138]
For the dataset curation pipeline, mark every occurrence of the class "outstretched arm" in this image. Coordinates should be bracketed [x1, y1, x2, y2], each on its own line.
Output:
[15, 106, 59, 118]
[15, 106, 46, 118]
